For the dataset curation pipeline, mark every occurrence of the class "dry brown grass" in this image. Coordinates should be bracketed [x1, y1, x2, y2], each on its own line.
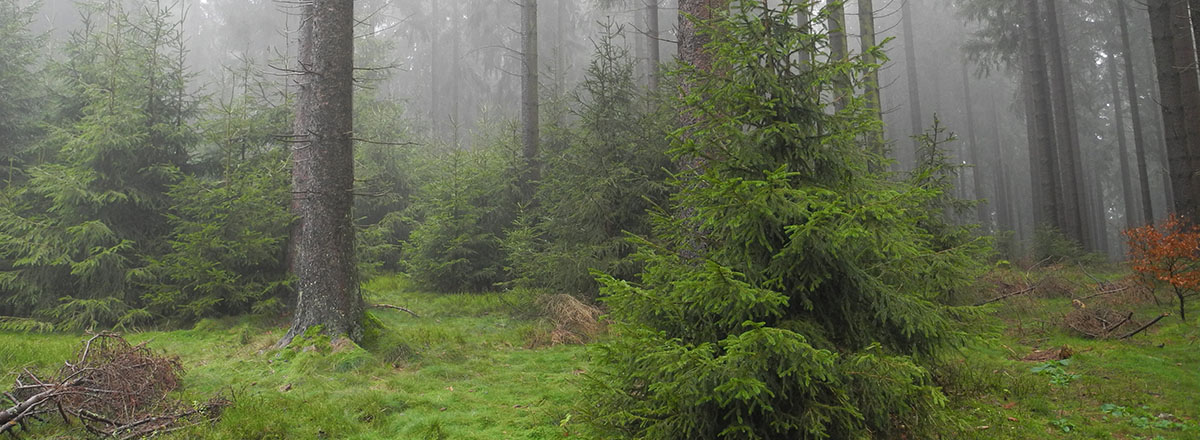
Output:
[526, 294, 605, 348]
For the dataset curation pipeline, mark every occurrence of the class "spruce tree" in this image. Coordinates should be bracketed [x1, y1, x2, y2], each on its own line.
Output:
[585, 2, 981, 438]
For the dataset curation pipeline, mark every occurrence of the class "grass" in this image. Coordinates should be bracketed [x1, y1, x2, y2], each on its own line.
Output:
[940, 263, 1200, 439]
[1, 267, 1197, 439]
[0, 276, 591, 439]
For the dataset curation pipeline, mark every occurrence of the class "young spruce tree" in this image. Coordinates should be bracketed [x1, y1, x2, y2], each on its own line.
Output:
[586, 2, 980, 438]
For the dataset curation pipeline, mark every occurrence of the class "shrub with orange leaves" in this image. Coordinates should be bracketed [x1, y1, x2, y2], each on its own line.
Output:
[1123, 214, 1200, 321]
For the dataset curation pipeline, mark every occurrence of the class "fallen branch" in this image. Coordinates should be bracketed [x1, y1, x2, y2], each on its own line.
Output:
[975, 284, 1037, 306]
[1119, 313, 1170, 340]
[1077, 286, 1130, 301]
[371, 303, 419, 318]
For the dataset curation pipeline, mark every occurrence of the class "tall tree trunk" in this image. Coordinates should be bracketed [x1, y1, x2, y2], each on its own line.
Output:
[283, 0, 363, 345]
[1118, 1, 1155, 225]
[992, 96, 1013, 234]
[1022, 0, 1060, 230]
[827, 0, 848, 110]
[429, 0, 440, 140]
[646, 0, 660, 90]
[451, 0, 462, 148]
[1043, 0, 1087, 245]
[1108, 51, 1138, 229]
[902, 0, 923, 164]
[962, 58, 987, 228]
[1177, 0, 1200, 216]
[521, 0, 539, 191]
[1149, 0, 1200, 219]
[858, 0, 884, 162]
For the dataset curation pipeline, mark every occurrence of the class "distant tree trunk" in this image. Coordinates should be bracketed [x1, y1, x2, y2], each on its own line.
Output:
[429, 0, 441, 140]
[1118, 1, 1155, 225]
[1022, 0, 1060, 230]
[992, 96, 1013, 234]
[1108, 51, 1138, 229]
[646, 0, 660, 90]
[1148, 0, 1200, 219]
[521, 0, 539, 191]
[962, 59, 987, 228]
[1043, 0, 1086, 245]
[858, 0, 881, 122]
[283, 0, 363, 345]
[451, 0, 462, 148]
[902, 0, 923, 165]
[827, 0, 849, 110]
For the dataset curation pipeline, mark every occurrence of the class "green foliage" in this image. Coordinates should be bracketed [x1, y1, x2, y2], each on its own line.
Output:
[1029, 359, 1080, 386]
[403, 130, 525, 292]
[143, 152, 293, 321]
[585, 2, 981, 438]
[0, 0, 197, 329]
[503, 22, 673, 296]
[0, 0, 43, 172]
[1033, 225, 1098, 264]
[354, 91, 417, 277]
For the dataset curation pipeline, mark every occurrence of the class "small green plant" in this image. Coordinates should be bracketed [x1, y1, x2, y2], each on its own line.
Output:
[1051, 417, 1075, 433]
[1100, 403, 1194, 433]
[1030, 359, 1080, 386]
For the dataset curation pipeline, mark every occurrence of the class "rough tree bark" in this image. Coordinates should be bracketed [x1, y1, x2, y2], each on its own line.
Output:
[1148, 0, 1200, 219]
[522, 0, 539, 191]
[1022, 0, 1060, 230]
[1118, 1, 1155, 224]
[283, 0, 364, 345]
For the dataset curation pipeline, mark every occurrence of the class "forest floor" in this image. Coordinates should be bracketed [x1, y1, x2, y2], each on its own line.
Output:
[1, 265, 1197, 439]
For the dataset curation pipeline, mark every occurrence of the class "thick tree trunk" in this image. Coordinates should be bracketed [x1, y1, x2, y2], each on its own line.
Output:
[1108, 51, 1138, 229]
[1043, 0, 1086, 245]
[284, 0, 363, 345]
[1177, 0, 1200, 217]
[521, 0, 539, 190]
[1022, 0, 1060, 230]
[646, 0, 660, 90]
[1118, 1, 1155, 225]
[1149, 0, 1200, 219]
[992, 96, 1013, 234]
[858, 0, 881, 120]
[902, 0, 923, 166]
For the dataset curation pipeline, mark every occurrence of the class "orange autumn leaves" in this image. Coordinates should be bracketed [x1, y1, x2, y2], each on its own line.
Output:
[1124, 214, 1200, 320]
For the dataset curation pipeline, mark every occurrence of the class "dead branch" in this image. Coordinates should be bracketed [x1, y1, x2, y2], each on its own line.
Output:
[1119, 313, 1170, 340]
[0, 334, 229, 437]
[1077, 286, 1130, 301]
[371, 303, 419, 318]
[974, 284, 1037, 306]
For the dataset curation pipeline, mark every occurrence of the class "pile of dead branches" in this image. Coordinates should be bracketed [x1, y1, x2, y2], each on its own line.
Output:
[1, 333, 229, 439]
[1065, 307, 1137, 339]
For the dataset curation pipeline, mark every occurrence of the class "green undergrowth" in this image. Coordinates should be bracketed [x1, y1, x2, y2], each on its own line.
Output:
[0, 275, 590, 439]
[2, 268, 1197, 439]
[940, 263, 1200, 439]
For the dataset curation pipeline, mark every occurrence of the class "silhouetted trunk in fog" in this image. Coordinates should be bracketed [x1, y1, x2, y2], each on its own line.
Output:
[1043, 0, 1086, 245]
[429, 0, 440, 139]
[1108, 51, 1138, 229]
[827, 0, 848, 110]
[522, 0, 539, 191]
[992, 97, 1013, 234]
[1149, 0, 1200, 219]
[283, 0, 363, 345]
[962, 59, 987, 227]
[646, 0, 660, 90]
[1022, 0, 1060, 230]
[451, 0, 462, 147]
[1118, 1, 1154, 225]
[902, 0, 922, 164]
[858, 0, 882, 128]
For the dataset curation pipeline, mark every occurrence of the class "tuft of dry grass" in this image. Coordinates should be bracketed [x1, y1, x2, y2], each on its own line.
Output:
[526, 294, 605, 347]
